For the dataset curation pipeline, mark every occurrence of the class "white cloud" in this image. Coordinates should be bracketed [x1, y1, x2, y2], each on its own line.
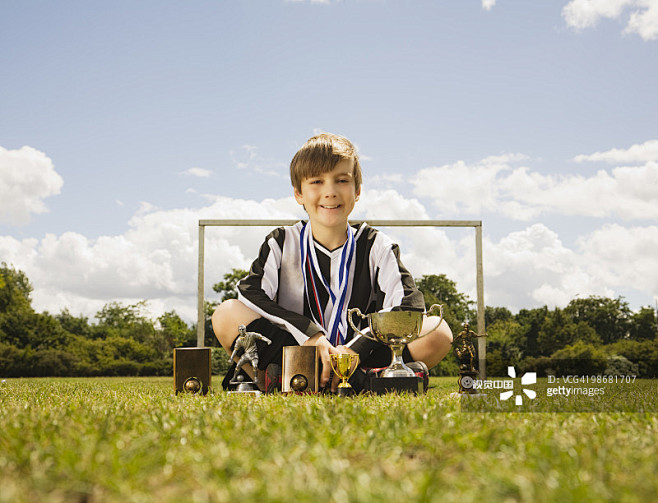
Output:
[562, 0, 633, 29]
[229, 144, 286, 177]
[355, 189, 430, 221]
[180, 167, 212, 177]
[1, 191, 656, 321]
[0, 146, 64, 225]
[411, 153, 658, 220]
[562, 0, 658, 40]
[484, 224, 616, 310]
[482, 0, 496, 11]
[624, 0, 658, 40]
[412, 155, 525, 216]
[0, 196, 304, 322]
[573, 139, 658, 163]
[577, 223, 658, 293]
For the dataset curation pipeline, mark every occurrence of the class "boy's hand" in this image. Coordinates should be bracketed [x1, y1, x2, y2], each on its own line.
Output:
[303, 332, 339, 390]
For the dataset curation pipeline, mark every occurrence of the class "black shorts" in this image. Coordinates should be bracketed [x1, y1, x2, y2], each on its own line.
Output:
[247, 317, 298, 370]
[248, 317, 413, 369]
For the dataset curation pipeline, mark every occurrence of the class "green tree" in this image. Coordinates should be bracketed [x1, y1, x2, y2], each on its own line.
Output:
[158, 310, 195, 348]
[606, 339, 658, 378]
[0, 263, 33, 313]
[94, 301, 155, 343]
[485, 319, 524, 376]
[515, 306, 549, 357]
[485, 306, 513, 327]
[415, 274, 475, 334]
[56, 309, 93, 338]
[564, 296, 631, 344]
[537, 308, 601, 356]
[0, 264, 37, 348]
[212, 268, 248, 302]
[550, 341, 607, 376]
[629, 306, 657, 341]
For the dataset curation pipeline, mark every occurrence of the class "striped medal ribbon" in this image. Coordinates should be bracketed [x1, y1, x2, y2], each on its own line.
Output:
[300, 222, 356, 346]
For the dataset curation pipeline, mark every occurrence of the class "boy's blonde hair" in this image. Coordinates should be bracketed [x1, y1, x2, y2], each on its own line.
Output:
[290, 133, 362, 193]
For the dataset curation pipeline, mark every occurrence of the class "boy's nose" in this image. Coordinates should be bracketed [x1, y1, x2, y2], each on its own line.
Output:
[322, 184, 337, 196]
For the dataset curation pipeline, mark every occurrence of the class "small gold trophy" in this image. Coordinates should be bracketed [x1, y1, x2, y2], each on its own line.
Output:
[330, 353, 360, 397]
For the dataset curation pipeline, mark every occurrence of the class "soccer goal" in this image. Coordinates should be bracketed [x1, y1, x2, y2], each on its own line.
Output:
[197, 219, 486, 378]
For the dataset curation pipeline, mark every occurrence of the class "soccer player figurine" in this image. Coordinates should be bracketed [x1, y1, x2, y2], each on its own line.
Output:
[452, 321, 487, 395]
[229, 325, 272, 386]
[454, 322, 478, 372]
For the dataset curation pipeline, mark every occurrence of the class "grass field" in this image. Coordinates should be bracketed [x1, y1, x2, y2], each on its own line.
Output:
[1, 376, 657, 503]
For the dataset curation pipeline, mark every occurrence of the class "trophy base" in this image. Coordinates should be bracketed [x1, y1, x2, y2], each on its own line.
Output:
[366, 376, 423, 395]
[457, 370, 479, 394]
[336, 386, 356, 397]
[227, 378, 261, 396]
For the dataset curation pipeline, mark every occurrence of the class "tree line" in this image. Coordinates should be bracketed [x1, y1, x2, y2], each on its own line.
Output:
[1, 263, 657, 378]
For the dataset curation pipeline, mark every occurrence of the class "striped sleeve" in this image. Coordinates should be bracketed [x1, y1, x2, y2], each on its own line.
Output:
[345, 226, 425, 350]
[377, 241, 425, 312]
[237, 226, 322, 344]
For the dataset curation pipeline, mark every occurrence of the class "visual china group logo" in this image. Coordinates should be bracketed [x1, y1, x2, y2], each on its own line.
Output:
[500, 366, 537, 405]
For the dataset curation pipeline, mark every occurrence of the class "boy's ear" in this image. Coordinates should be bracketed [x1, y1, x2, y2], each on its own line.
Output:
[355, 186, 361, 201]
[294, 187, 304, 205]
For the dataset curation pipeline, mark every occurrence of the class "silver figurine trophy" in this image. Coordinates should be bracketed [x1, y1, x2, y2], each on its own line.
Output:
[348, 304, 444, 378]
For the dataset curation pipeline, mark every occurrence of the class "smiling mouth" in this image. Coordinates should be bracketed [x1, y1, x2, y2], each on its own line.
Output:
[321, 205, 341, 209]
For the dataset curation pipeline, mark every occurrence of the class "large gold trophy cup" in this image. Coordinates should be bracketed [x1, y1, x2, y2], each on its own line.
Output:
[348, 304, 443, 379]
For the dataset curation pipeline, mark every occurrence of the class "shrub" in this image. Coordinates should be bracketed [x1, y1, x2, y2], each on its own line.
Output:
[550, 341, 607, 376]
[604, 355, 639, 376]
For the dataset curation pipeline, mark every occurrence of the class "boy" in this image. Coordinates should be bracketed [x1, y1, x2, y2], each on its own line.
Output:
[212, 133, 453, 392]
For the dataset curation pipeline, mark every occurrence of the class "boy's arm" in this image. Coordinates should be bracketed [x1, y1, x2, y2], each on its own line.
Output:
[237, 227, 324, 345]
[346, 235, 424, 353]
[375, 241, 425, 312]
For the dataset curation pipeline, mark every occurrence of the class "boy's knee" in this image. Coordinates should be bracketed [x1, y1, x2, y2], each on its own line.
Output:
[211, 299, 242, 346]
[211, 299, 260, 349]
[438, 320, 453, 346]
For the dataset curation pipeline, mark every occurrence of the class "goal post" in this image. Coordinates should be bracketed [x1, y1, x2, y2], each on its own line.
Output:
[197, 219, 486, 379]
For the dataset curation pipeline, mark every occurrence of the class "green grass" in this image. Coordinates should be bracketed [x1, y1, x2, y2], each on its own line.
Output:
[1, 377, 657, 503]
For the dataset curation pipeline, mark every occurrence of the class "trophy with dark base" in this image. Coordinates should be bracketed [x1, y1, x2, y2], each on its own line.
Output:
[330, 353, 359, 397]
[228, 325, 272, 395]
[348, 305, 443, 394]
[451, 322, 486, 397]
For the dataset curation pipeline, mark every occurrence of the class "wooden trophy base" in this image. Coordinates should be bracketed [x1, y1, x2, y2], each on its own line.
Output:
[366, 376, 423, 395]
[173, 347, 211, 395]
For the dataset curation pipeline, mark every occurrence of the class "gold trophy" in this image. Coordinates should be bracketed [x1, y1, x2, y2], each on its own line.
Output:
[330, 353, 360, 397]
[348, 305, 443, 379]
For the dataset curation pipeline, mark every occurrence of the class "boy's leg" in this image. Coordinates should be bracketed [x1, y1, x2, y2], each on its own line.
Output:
[212, 299, 261, 382]
[212, 299, 298, 390]
[407, 316, 453, 369]
[212, 299, 260, 355]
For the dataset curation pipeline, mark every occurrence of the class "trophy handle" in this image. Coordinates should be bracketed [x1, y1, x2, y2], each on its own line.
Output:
[426, 304, 445, 330]
[329, 354, 339, 376]
[347, 308, 377, 341]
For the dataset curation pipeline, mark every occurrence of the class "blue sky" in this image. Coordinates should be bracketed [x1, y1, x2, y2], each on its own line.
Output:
[1, 0, 657, 322]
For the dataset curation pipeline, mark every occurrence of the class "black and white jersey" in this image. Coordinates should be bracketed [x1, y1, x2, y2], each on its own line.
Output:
[237, 221, 425, 346]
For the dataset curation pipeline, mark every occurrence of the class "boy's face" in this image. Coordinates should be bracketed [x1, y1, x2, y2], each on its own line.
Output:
[294, 159, 361, 234]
